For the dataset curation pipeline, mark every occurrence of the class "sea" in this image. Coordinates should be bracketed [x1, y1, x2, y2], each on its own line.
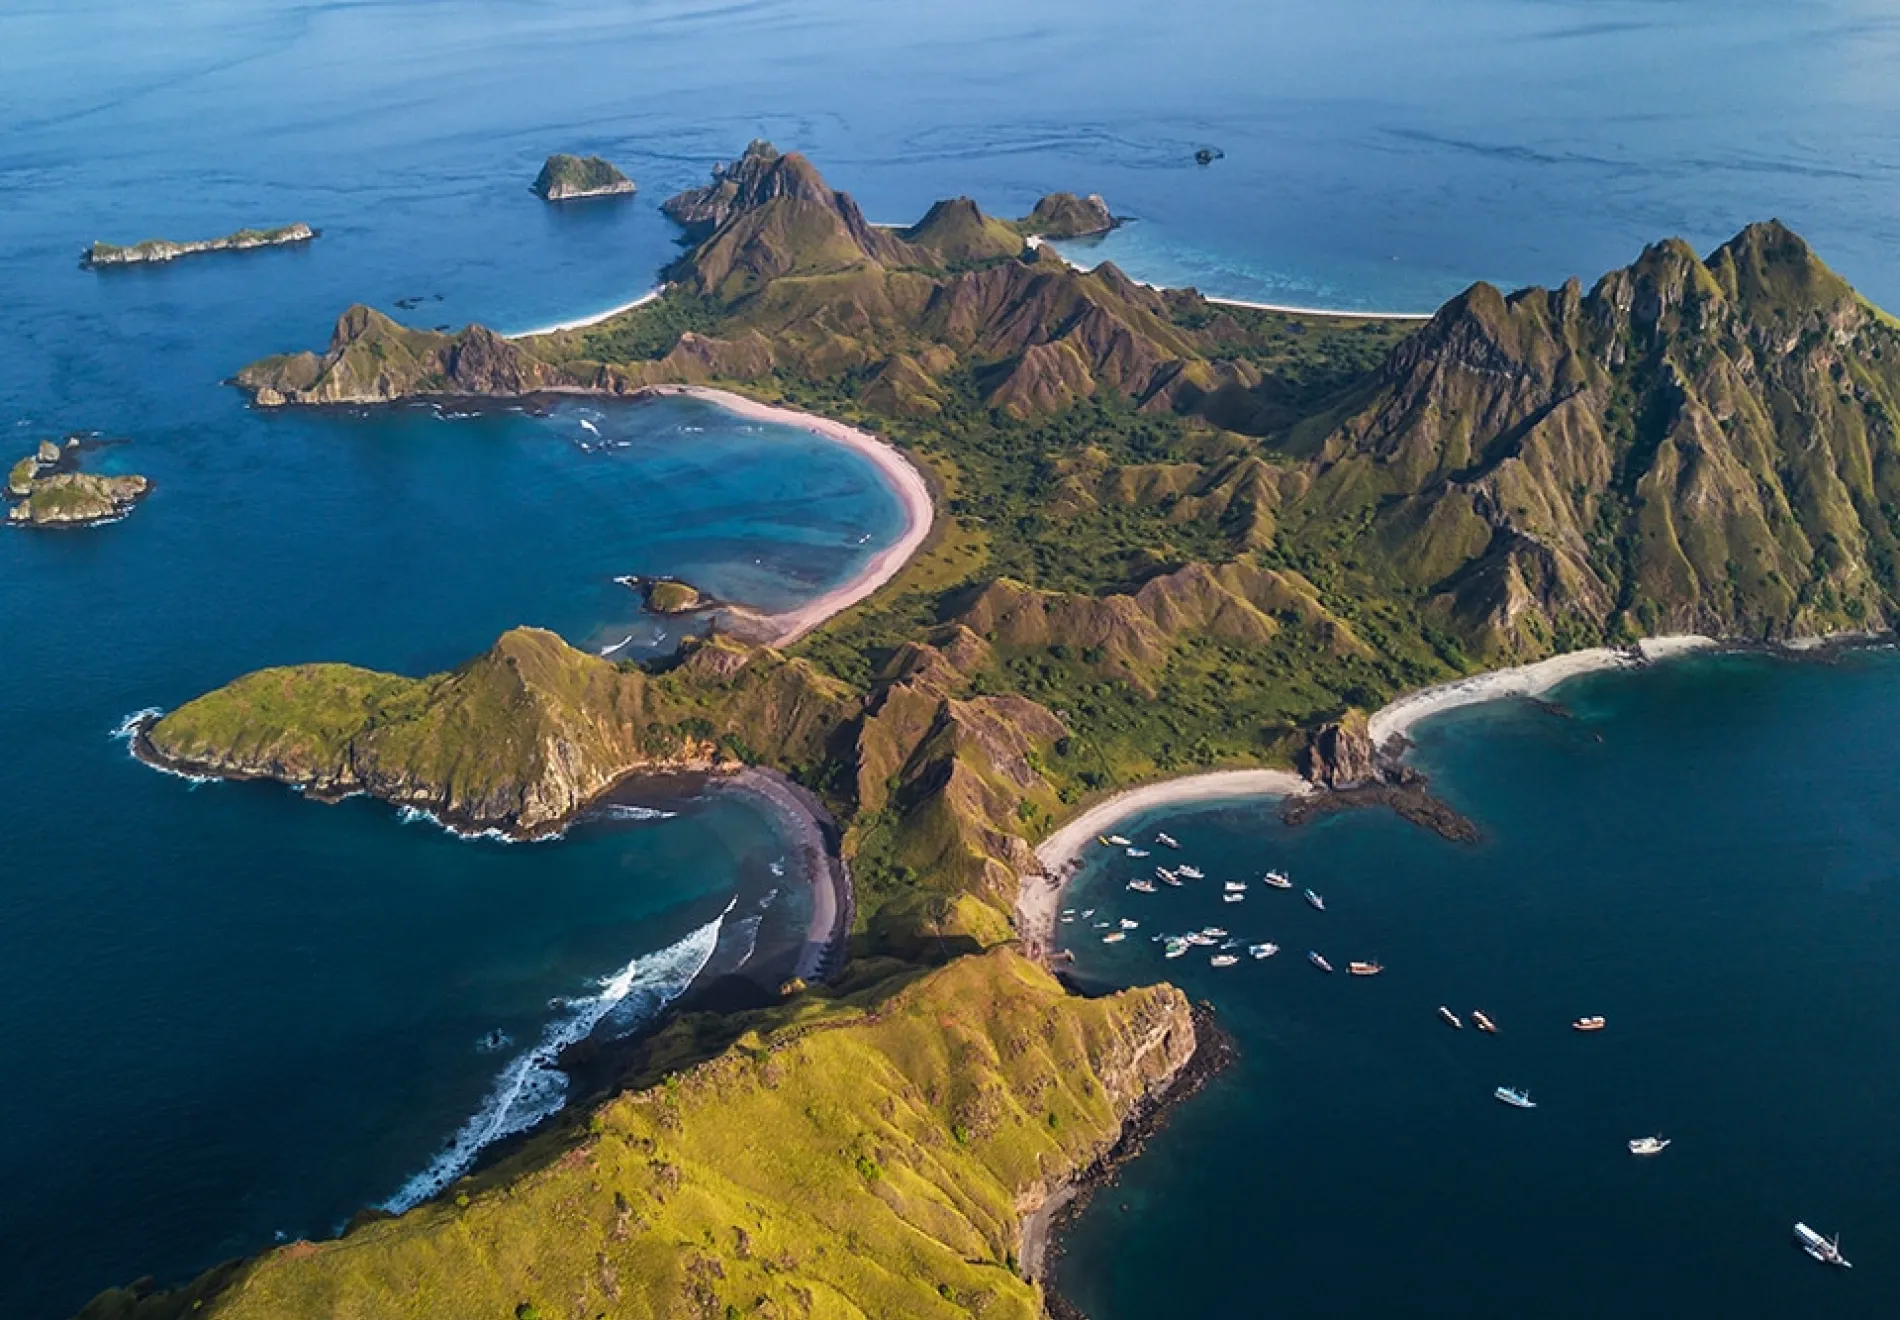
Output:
[2, 0, 1898, 1315]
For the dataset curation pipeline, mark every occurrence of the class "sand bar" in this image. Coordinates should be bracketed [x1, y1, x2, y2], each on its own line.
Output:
[1018, 769, 1309, 959]
[640, 385, 935, 646]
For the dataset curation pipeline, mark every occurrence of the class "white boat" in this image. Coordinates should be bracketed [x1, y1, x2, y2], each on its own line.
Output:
[1060, 908, 1075, 917]
[1163, 939, 1188, 959]
[1494, 1086, 1535, 1109]
[1125, 847, 1150, 858]
[1249, 942, 1279, 959]
[1304, 889, 1326, 911]
[1222, 893, 1245, 904]
[1106, 834, 1131, 847]
[1155, 866, 1176, 880]
[1184, 932, 1217, 946]
[1223, 881, 1248, 892]
[1059, 915, 1075, 924]
[1118, 918, 1139, 929]
[1438, 1006, 1463, 1029]
[1210, 954, 1239, 967]
[1219, 938, 1242, 950]
[1159, 872, 1183, 887]
[1308, 951, 1333, 973]
[1081, 909, 1095, 918]
[1263, 870, 1292, 889]
[1201, 927, 1228, 938]
[1156, 833, 1180, 849]
[1101, 931, 1126, 944]
[1794, 1223, 1851, 1268]
[1127, 879, 1156, 893]
[1628, 1135, 1670, 1156]
[1178, 865, 1205, 880]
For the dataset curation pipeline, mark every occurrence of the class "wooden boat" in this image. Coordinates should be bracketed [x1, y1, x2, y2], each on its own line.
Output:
[1210, 954, 1239, 968]
[1628, 1135, 1670, 1156]
[1438, 1005, 1463, 1029]
[1348, 961, 1383, 976]
[1572, 1015, 1606, 1032]
[1472, 1010, 1498, 1034]
[1262, 870, 1293, 889]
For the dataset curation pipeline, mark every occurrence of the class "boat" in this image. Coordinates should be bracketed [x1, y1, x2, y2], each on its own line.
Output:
[1262, 870, 1292, 889]
[1201, 927, 1228, 938]
[1106, 834, 1131, 846]
[1220, 938, 1242, 950]
[1472, 1010, 1498, 1034]
[1127, 879, 1156, 893]
[1156, 832, 1180, 849]
[1249, 942, 1279, 959]
[1159, 872, 1183, 887]
[1628, 1135, 1670, 1156]
[1097, 836, 1115, 848]
[1223, 881, 1248, 892]
[1080, 909, 1095, 918]
[1494, 1085, 1536, 1109]
[1794, 1223, 1852, 1268]
[1223, 893, 1245, 904]
[1155, 866, 1177, 880]
[1178, 865, 1205, 880]
[1210, 954, 1240, 968]
[1101, 931, 1126, 944]
[1438, 1006, 1463, 1029]
[1184, 932, 1217, 946]
[1572, 1015, 1607, 1032]
[1304, 889, 1326, 911]
[1060, 908, 1075, 917]
[1348, 961, 1384, 976]
[1125, 847, 1150, 858]
[1163, 939, 1188, 959]
[1059, 915, 1075, 924]
[1118, 918, 1140, 929]
[1308, 951, 1334, 972]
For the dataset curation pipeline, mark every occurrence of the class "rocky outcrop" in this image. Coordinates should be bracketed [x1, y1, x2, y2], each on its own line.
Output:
[83, 224, 314, 267]
[1297, 710, 1376, 789]
[5, 438, 150, 528]
[531, 153, 635, 201]
[1017, 191, 1117, 240]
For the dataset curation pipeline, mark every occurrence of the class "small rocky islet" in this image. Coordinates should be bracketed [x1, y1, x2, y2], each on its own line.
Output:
[531, 153, 635, 201]
[5, 437, 149, 528]
[81, 223, 315, 267]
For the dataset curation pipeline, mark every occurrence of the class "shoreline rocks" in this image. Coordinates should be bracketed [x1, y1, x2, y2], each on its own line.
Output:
[82, 223, 315, 267]
[5, 437, 150, 528]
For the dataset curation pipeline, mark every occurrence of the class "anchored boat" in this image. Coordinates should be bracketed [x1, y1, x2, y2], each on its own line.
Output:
[1309, 951, 1334, 973]
[1178, 865, 1205, 880]
[1106, 834, 1131, 846]
[1127, 879, 1156, 893]
[1628, 1135, 1670, 1156]
[1348, 961, 1384, 976]
[1263, 870, 1292, 889]
[1438, 1006, 1463, 1029]
[1304, 889, 1326, 911]
[1125, 847, 1150, 858]
[1494, 1085, 1535, 1109]
[1472, 1010, 1498, 1034]
[1223, 892, 1245, 904]
[1210, 954, 1239, 967]
[1101, 931, 1126, 944]
[1249, 942, 1279, 959]
[1573, 1015, 1606, 1032]
[1156, 832, 1180, 849]
[1794, 1223, 1851, 1268]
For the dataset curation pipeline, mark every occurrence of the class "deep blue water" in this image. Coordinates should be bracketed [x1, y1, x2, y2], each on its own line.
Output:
[1058, 649, 1900, 1318]
[5, 0, 1900, 1315]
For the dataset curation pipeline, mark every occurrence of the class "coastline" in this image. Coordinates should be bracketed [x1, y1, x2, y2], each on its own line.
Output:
[1024, 235, 1432, 322]
[508, 286, 664, 339]
[1018, 769, 1310, 961]
[638, 385, 935, 646]
[713, 767, 853, 983]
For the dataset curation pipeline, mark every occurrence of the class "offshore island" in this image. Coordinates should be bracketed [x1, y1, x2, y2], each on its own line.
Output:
[85, 141, 1900, 1318]
[81, 223, 315, 267]
[532, 153, 637, 201]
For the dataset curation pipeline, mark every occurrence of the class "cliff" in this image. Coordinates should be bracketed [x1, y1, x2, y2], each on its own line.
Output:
[532, 153, 635, 201]
[140, 628, 854, 836]
[83, 224, 313, 267]
[78, 951, 1197, 1320]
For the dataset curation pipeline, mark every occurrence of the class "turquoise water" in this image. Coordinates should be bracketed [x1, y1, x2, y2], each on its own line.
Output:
[1057, 648, 1900, 1317]
[7, 0, 1900, 1314]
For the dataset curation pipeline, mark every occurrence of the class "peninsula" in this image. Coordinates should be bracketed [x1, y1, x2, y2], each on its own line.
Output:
[531, 153, 635, 201]
[6, 437, 149, 528]
[88, 145, 1900, 1318]
[82, 223, 314, 267]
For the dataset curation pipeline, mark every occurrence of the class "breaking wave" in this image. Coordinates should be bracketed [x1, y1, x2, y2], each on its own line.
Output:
[394, 803, 561, 844]
[594, 803, 678, 823]
[382, 903, 730, 1213]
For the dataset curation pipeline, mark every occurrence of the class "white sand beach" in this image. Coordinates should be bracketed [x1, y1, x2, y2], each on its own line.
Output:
[641, 385, 935, 646]
[510, 286, 665, 339]
[1017, 769, 1309, 959]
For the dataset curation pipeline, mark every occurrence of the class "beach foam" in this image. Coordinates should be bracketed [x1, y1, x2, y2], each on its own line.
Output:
[382, 903, 729, 1213]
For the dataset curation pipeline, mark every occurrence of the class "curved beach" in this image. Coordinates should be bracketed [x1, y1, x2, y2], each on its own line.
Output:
[1018, 769, 1310, 959]
[639, 385, 935, 646]
[509, 286, 664, 339]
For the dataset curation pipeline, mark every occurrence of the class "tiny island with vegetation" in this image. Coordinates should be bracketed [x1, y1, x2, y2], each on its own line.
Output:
[531, 153, 635, 201]
[7, 437, 149, 528]
[82, 223, 315, 267]
[81, 142, 1900, 1319]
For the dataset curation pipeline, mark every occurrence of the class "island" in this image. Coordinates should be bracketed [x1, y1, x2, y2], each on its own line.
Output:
[6, 437, 149, 528]
[85, 146, 1900, 1319]
[531, 153, 636, 201]
[640, 577, 702, 614]
[82, 223, 315, 267]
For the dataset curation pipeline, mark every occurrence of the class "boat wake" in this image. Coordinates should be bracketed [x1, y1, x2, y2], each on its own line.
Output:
[382, 903, 730, 1213]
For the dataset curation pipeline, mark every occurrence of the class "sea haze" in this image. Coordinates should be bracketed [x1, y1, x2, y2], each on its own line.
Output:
[3, 0, 1899, 1315]
[1058, 648, 1900, 1318]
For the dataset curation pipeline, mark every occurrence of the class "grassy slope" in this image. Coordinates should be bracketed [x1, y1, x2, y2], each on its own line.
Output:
[81, 952, 1192, 1320]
